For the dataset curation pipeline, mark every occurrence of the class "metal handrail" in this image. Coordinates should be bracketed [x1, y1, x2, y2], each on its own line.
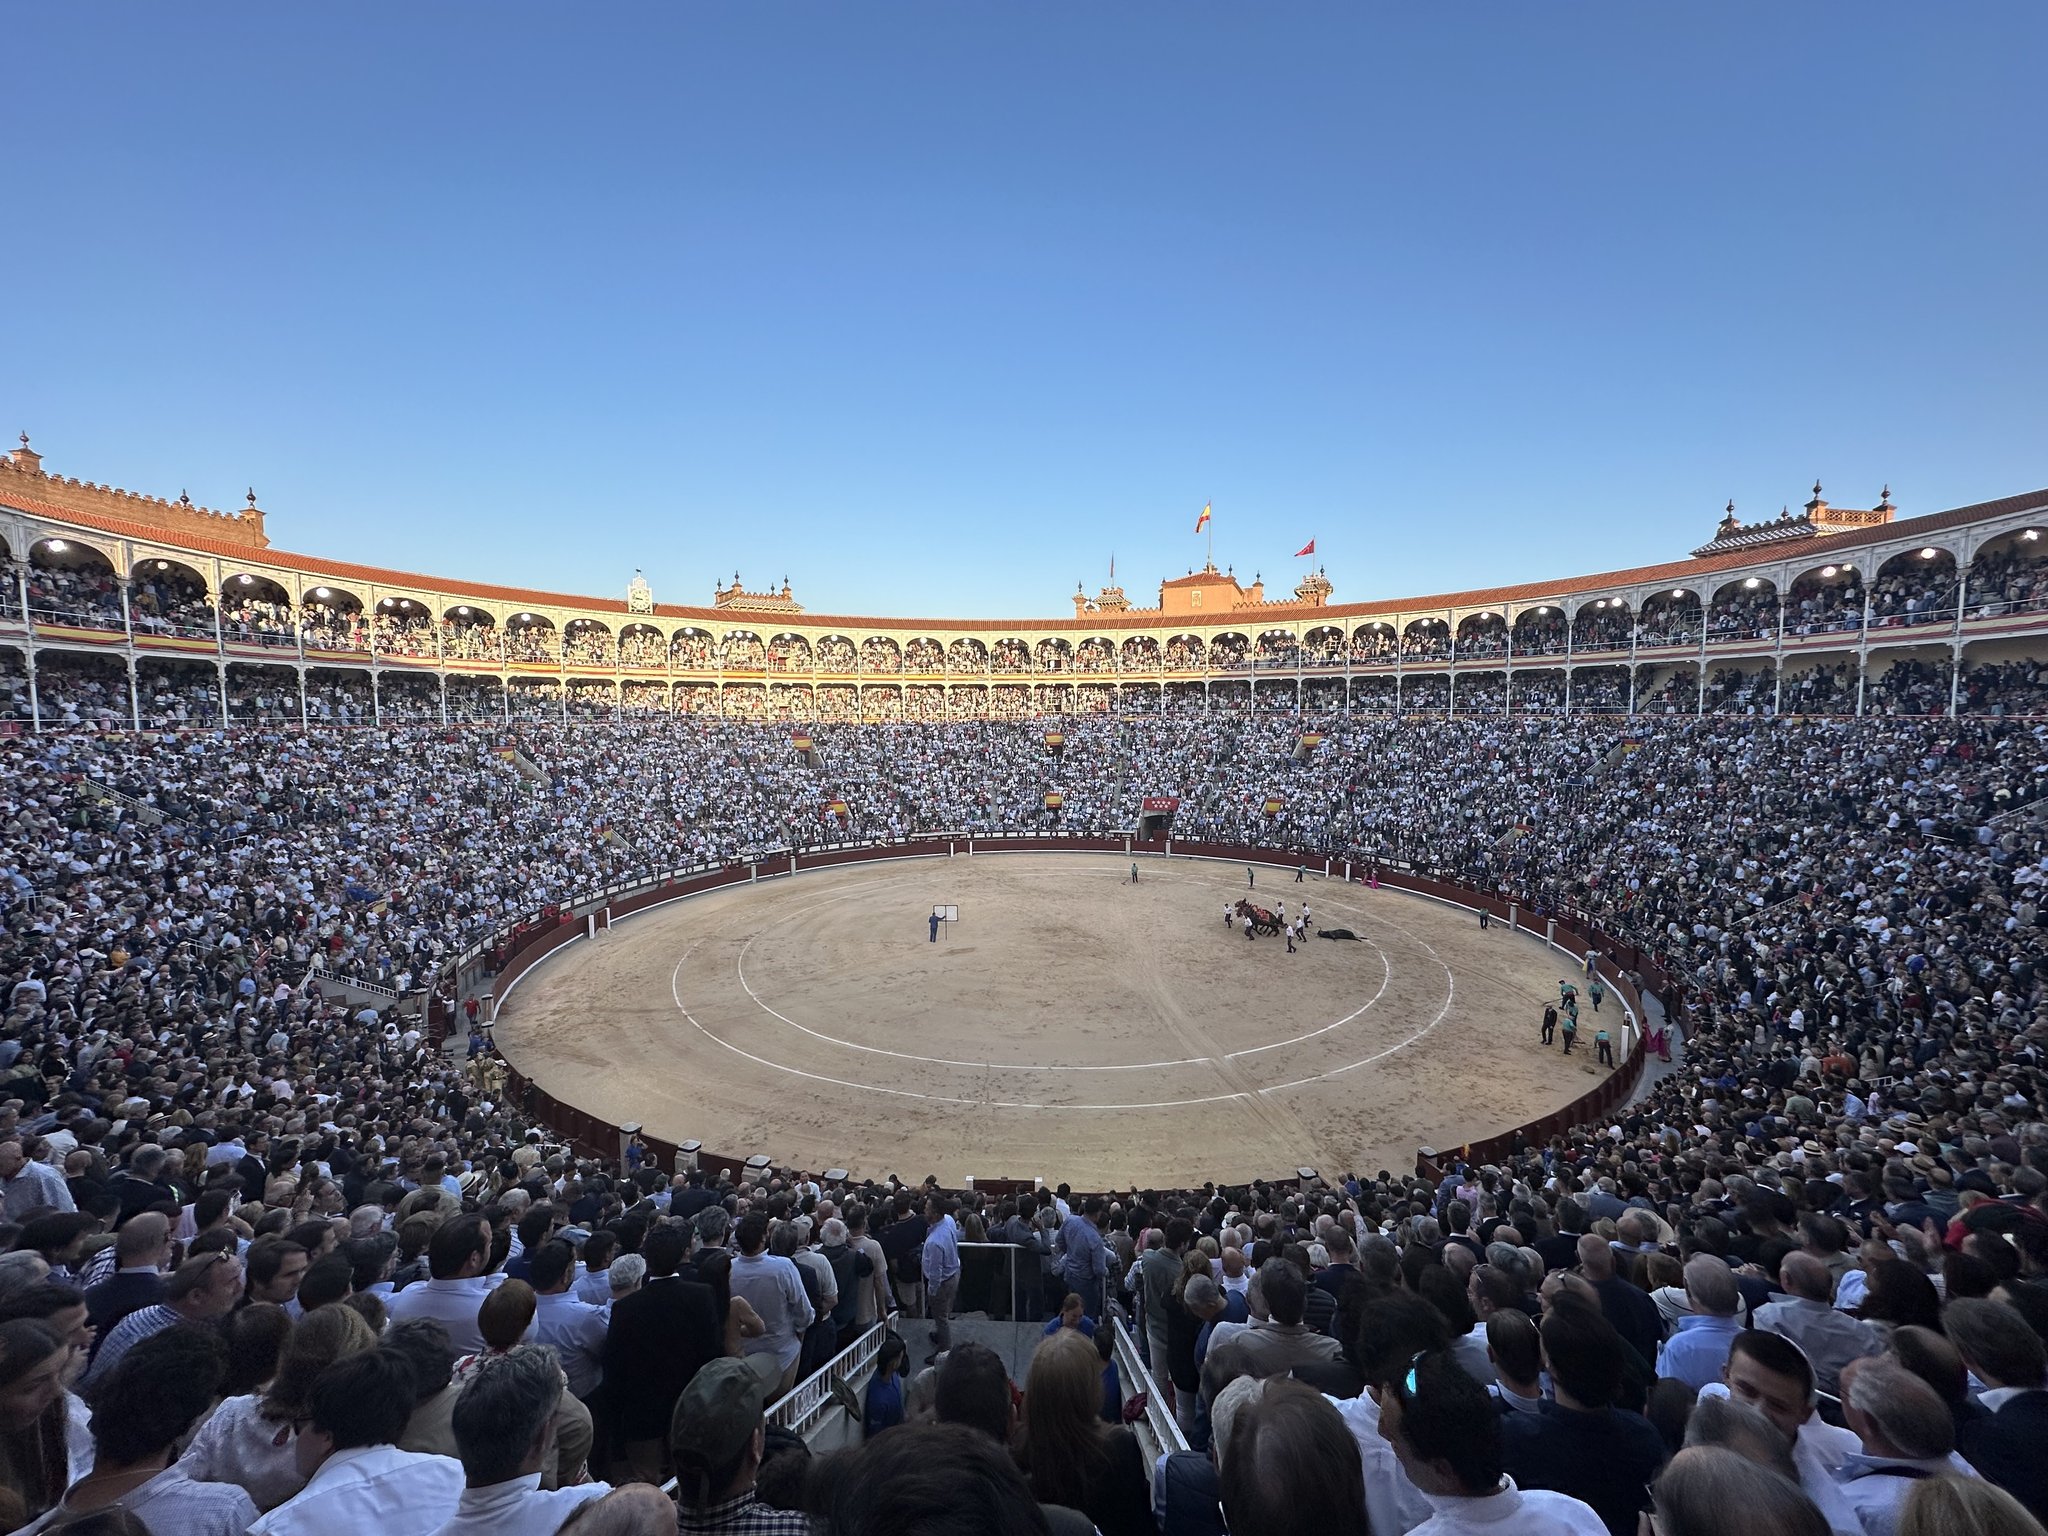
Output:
[767, 1319, 889, 1436]
[1111, 1312, 1189, 1465]
[659, 1319, 891, 1495]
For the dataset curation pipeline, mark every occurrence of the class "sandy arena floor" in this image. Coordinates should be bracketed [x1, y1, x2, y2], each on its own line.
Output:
[493, 854, 1622, 1189]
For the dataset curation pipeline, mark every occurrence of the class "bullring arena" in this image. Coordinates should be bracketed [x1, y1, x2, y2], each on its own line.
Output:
[494, 852, 1610, 1188]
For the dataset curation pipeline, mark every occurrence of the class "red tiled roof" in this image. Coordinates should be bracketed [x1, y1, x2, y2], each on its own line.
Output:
[7, 479, 2045, 634]
[1159, 569, 1244, 589]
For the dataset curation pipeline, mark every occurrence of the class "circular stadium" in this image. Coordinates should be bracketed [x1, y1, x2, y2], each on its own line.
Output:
[13, 18, 2048, 1536]
[3, 439, 2043, 1198]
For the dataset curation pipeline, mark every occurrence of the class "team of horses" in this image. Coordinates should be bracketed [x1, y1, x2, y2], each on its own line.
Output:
[1234, 898, 1284, 936]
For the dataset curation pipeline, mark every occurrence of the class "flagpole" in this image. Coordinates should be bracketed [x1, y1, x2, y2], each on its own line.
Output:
[1206, 500, 1213, 570]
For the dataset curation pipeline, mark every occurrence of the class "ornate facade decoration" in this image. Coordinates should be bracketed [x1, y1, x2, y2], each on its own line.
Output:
[1691, 482, 1897, 558]
[713, 572, 804, 614]
[0, 434, 268, 548]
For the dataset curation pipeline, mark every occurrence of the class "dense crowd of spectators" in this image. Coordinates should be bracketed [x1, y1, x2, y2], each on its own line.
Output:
[0, 700, 2047, 1532]
[0, 716, 2039, 1531]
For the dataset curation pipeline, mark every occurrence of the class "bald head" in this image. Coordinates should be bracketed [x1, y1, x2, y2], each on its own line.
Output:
[1683, 1256, 1738, 1317]
[1575, 1233, 1614, 1281]
[1779, 1251, 1833, 1303]
[116, 1211, 171, 1263]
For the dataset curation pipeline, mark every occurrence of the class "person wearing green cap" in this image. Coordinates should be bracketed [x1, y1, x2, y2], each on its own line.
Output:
[668, 1357, 808, 1536]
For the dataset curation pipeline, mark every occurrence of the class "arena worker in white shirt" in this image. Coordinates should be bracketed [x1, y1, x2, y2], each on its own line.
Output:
[249, 1346, 464, 1536]
[1380, 1350, 1608, 1536]
[427, 1345, 608, 1536]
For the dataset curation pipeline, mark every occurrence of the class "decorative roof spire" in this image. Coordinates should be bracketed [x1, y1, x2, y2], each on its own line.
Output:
[1879, 483, 1893, 509]
[246, 487, 258, 508]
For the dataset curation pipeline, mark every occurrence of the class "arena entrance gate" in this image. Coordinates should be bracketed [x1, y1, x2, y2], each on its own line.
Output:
[1139, 795, 1180, 840]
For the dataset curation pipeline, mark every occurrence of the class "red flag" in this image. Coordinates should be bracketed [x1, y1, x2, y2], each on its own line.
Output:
[1294, 539, 1316, 557]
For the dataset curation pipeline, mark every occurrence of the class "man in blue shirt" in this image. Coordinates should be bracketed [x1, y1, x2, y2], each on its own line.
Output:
[1654, 1257, 1745, 1391]
[1055, 1197, 1109, 1321]
[921, 1196, 962, 1363]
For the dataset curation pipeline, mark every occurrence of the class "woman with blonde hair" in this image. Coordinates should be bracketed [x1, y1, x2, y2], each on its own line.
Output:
[1014, 1327, 1149, 1536]
[1900, 1476, 2048, 1536]
[176, 1302, 377, 1510]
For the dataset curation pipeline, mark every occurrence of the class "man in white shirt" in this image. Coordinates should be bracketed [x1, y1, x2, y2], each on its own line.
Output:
[1835, 1356, 1976, 1536]
[0, 1138, 75, 1219]
[1381, 1351, 1608, 1536]
[527, 1240, 610, 1400]
[1754, 1253, 1882, 1397]
[428, 1345, 608, 1536]
[1704, 1332, 1863, 1530]
[728, 1213, 813, 1394]
[383, 1215, 505, 1356]
[251, 1346, 464, 1536]
[1328, 1293, 1439, 1536]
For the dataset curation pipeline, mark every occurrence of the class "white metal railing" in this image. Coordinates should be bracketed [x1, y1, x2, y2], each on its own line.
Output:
[1111, 1312, 1188, 1464]
[657, 1320, 889, 1497]
[306, 958, 400, 999]
[767, 1320, 888, 1437]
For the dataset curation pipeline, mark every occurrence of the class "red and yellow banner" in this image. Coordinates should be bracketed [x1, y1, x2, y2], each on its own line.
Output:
[1263, 796, 1286, 815]
[1044, 731, 1065, 749]
[825, 799, 849, 818]
[792, 731, 814, 751]
[1044, 792, 1064, 810]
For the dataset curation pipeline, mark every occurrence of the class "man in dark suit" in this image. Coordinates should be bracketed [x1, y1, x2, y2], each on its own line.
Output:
[667, 1170, 722, 1223]
[1575, 1235, 1660, 1375]
[83, 1211, 171, 1361]
[1500, 1300, 1666, 1536]
[1949, 1297, 2048, 1526]
[601, 1220, 722, 1485]
[235, 1132, 272, 1206]
[1535, 1196, 1588, 1274]
[111, 1145, 181, 1228]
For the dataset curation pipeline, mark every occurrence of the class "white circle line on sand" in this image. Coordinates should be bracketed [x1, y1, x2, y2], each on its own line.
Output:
[662, 864, 1454, 1108]
[670, 945, 1255, 1111]
[1258, 910, 1458, 1092]
[728, 867, 1402, 1071]
[1224, 940, 1393, 1059]
[733, 876, 1215, 1071]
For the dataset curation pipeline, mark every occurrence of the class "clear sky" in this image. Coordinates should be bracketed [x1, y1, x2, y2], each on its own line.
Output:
[4, 7, 2043, 619]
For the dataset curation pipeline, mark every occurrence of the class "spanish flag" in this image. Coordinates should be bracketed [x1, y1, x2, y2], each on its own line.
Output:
[826, 799, 849, 818]
[1194, 502, 1211, 534]
[1044, 792, 1064, 810]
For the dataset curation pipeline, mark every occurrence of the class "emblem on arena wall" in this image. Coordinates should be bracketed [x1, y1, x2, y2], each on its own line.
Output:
[627, 570, 654, 613]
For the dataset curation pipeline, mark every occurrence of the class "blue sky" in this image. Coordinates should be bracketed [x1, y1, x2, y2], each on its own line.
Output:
[4, 7, 2043, 618]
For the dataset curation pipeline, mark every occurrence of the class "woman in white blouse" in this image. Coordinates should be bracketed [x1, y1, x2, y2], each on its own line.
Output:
[179, 1305, 378, 1510]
